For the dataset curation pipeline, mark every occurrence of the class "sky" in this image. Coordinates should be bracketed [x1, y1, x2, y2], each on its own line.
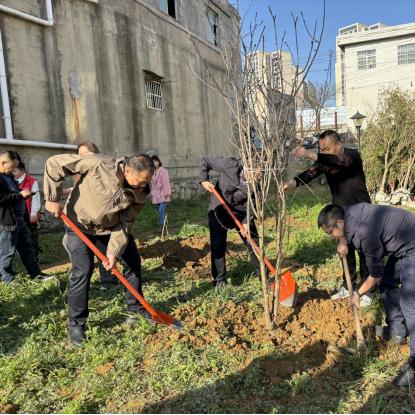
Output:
[232, 0, 415, 86]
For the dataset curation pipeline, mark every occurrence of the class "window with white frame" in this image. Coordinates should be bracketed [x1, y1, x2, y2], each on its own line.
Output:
[145, 76, 163, 110]
[357, 49, 376, 70]
[398, 43, 415, 65]
[160, 0, 177, 19]
[207, 7, 219, 46]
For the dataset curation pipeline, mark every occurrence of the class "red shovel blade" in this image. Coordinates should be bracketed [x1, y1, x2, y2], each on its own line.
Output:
[61, 213, 183, 330]
[210, 188, 298, 307]
[270, 270, 298, 307]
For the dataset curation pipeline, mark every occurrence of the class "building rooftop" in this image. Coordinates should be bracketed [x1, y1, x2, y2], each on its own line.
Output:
[337, 21, 415, 46]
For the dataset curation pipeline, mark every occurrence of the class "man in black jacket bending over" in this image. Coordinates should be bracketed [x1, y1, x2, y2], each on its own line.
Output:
[318, 203, 415, 387]
[284, 130, 372, 306]
[199, 155, 261, 287]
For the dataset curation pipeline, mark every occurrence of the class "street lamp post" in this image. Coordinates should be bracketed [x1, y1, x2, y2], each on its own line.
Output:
[350, 110, 366, 152]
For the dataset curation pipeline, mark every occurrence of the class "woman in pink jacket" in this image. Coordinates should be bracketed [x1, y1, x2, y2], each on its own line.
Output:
[150, 156, 171, 228]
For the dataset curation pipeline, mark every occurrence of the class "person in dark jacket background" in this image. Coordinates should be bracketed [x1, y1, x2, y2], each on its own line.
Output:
[199, 155, 262, 287]
[13, 161, 42, 261]
[318, 203, 415, 387]
[285, 130, 372, 306]
[0, 151, 48, 284]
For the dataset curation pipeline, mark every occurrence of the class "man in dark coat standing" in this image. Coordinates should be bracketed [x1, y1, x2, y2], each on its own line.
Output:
[199, 155, 262, 287]
[285, 130, 372, 306]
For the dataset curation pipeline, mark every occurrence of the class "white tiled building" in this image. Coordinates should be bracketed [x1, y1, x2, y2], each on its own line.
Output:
[335, 21, 415, 128]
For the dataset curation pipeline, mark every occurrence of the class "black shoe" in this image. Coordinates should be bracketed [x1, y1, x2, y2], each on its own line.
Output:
[33, 272, 55, 282]
[375, 325, 406, 345]
[99, 281, 117, 291]
[393, 361, 415, 387]
[125, 309, 155, 326]
[68, 326, 86, 347]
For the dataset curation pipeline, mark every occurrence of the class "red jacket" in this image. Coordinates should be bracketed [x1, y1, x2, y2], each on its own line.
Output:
[18, 174, 38, 222]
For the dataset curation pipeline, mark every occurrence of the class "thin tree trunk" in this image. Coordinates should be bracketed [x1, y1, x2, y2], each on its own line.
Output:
[403, 155, 415, 190]
[380, 145, 390, 193]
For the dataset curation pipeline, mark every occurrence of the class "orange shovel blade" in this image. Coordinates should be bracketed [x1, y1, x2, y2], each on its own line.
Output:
[270, 270, 298, 307]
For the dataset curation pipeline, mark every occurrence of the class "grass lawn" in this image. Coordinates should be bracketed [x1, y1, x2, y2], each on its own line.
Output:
[0, 187, 413, 413]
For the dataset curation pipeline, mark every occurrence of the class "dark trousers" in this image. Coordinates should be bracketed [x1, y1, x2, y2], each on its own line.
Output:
[0, 217, 41, 283]
[63, 233, 115, 285]
[0, 230, 15, 283]
[28, 223, 39, 262]
[379, 255, 408, 338]
[98, 262, 116, 284]
[341, 243, 369, 289]
[208, 208, 261, 283]
[15, 217, 41, 277]
[65, 228, 144, 327]
[380, 254, 415, 359]
[400, 256, 415, 359]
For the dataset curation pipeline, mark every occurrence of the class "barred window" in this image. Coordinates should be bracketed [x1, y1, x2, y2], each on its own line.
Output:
[357, 49, 376, 70]
[398, 43, 415, 65]
[145, 78, 163, 110]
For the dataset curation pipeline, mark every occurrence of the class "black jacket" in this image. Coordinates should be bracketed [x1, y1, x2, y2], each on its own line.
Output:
[0, 173, 24, 231]
[199, 156, 251, 222]
[344, 203, 415, 279]
[294, 148, 371, 207]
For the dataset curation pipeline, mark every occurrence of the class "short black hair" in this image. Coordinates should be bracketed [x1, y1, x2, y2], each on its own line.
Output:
[16, 161, 26, 171]
[317, 204, 345, 228]
[151, 155, 162, 167]
[0, 150, 21, 161]
[125, 154, 155, 174]
[319, 130, 341, 143]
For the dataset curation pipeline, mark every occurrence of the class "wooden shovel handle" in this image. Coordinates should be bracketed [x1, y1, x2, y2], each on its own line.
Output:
[342, 256, 367, 351]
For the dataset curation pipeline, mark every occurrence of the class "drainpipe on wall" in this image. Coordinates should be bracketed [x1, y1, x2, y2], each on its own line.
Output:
[0, 0, 76, 150]
[0, 28, 12, 139]
[0, 0, 54, 27]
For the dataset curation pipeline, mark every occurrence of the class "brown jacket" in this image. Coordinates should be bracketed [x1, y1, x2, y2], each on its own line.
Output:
[44, 154, 149, 256]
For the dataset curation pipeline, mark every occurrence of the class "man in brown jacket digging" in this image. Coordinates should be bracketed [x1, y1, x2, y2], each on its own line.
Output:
[44, 152, 154, 346]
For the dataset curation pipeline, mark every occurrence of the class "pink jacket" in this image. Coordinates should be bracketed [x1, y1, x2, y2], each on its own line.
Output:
[151, 166, 171, 204]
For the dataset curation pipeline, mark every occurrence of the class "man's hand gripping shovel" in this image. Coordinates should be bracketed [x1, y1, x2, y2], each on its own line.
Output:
[61, 213, 182, 330]
[211, 188, 298, 307]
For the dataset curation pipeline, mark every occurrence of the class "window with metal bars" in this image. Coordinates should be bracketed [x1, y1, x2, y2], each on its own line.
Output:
[398, 43, 415, 65]
[145, 78, 163, 110]
[357, 49, 376, 70]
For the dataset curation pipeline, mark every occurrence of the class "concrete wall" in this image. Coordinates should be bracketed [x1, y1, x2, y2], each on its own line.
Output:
[335, 23, 415, 130]
[0, 0, 240, 196]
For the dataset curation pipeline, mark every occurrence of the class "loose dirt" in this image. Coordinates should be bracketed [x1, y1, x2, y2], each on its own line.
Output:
[139, 234, 384, 359]
[138, 231, 410, 413]
[0, 404, 18, 414]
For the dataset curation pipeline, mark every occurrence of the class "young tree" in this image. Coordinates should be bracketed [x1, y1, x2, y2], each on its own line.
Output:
[183, 0, 327, 331]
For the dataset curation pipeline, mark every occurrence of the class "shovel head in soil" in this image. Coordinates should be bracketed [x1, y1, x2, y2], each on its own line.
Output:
[211, 188, 298, 307]
[269, 271, 298, 307]
[61, 213, 183, 330]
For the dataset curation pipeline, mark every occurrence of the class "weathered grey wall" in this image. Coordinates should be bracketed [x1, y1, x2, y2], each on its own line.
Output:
[0, 0, 240, 188]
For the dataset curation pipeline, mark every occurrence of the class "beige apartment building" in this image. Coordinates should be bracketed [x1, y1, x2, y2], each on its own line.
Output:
[336, 21, 415, 128]
[247, 49, 316, 138]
